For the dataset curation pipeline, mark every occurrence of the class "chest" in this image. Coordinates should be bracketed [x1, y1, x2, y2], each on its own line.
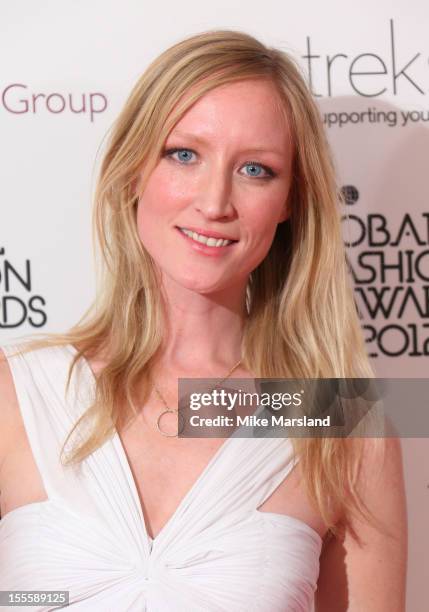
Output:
[0, 496, 322, 612]
[117, 420, 228, 539]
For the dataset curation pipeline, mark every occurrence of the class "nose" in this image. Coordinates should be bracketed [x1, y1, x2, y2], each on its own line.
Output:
[194, 164, 235, 220]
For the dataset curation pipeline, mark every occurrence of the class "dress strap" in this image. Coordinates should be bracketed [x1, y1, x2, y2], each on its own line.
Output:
[1, 343, 95, 509]
[1, 342, 150, 557]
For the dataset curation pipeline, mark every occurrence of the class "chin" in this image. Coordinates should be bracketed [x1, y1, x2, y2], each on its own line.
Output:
[179, 279, 224, 295]
[164, 270, 230, 295]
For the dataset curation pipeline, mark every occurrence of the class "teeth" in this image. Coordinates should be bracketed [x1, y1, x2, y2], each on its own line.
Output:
[179, 228, 234, 247]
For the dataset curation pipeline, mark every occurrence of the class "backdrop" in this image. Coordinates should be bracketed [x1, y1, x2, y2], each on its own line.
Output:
[1, 1, 427, 608]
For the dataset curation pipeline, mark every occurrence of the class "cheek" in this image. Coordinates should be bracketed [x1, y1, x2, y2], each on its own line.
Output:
[136, 184, 171, 264]
[236, 188, 289, 272]
[136, 169, 186, 232]
[245, 188, 288, 242]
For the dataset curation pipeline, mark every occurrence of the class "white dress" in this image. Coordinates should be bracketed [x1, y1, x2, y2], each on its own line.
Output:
[0, 344, 322, 611]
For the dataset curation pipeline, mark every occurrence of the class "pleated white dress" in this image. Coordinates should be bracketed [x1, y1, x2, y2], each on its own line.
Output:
[0, 344, 322, 611]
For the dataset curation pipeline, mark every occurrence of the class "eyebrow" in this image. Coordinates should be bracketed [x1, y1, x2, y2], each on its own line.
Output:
[167, 130, 286, 158]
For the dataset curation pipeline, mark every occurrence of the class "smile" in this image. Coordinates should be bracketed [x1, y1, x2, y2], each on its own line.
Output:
[178, 227, 236, 248]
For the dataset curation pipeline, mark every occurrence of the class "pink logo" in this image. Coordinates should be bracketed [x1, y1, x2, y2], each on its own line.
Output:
[1, 83, 107, 122]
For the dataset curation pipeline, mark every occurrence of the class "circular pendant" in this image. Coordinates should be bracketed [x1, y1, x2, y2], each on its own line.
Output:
[157, 409, 186, 437]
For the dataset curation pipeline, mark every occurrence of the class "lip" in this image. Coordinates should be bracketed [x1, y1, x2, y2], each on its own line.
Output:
[175, 225, 238, 242]
[175, 226, 238, 257]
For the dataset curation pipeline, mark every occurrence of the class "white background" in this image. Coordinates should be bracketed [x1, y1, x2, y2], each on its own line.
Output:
[1, 1, 428, 608]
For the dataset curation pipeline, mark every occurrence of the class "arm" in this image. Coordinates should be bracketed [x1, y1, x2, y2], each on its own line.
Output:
[315, 437, 408, 612]
[0, 348, 23, 519]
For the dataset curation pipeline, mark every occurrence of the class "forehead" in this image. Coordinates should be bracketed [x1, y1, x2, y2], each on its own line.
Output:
[168, 79, 292, 153]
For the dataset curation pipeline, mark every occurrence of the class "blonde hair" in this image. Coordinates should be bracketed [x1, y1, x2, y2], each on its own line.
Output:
[15, 30, 383, 540]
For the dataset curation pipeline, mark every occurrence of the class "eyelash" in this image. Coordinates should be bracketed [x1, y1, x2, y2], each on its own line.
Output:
[163, 147, 276, 179]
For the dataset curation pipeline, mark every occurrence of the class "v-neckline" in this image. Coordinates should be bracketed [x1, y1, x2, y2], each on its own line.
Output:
[66, 344, 235, 546]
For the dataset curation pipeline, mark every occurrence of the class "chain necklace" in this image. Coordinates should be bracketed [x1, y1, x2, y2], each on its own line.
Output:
[153, 359, 242, 437]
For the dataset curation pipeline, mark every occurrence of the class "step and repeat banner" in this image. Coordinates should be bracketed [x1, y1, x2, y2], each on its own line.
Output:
[1, 1, 427, 608]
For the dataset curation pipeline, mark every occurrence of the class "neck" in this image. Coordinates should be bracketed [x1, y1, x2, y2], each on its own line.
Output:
[155, 274, 248, 376]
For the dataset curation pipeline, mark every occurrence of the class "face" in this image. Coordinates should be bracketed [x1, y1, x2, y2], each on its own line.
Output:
[136, 78, 293, 296]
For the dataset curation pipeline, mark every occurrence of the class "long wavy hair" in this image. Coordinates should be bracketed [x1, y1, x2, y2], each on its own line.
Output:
[14, 30, 383, 540]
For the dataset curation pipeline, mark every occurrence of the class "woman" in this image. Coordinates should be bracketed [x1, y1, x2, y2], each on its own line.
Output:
[0, 30, 407, 610]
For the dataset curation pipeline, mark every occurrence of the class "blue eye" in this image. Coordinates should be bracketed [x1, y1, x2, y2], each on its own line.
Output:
[165, 148, 196, 163]
[244, 163, 263, 177]
[242, 162, 273, 179]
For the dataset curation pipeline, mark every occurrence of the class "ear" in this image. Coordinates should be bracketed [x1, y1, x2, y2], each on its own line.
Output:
[278, 172, 294, 223]
[131, 175, 140, 198]
[278, 202, 290, 224]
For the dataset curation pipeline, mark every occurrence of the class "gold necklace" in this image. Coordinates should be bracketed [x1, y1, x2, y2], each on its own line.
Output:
[153, 359, 242, 437]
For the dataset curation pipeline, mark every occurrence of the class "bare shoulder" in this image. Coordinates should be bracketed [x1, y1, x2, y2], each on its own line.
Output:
[316, 437, 407, 611]
[0, 348, 22, 474]
[350, 437, 407, 541]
